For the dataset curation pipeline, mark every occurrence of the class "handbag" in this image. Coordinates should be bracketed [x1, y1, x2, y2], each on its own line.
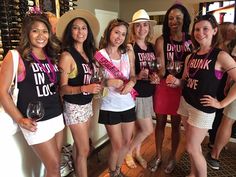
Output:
[0, 50, 19, 136]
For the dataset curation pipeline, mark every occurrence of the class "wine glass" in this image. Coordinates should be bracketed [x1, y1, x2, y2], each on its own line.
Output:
[90, 71, 102, 84]
[148, 59, 161, 74]
[166, 61, 176, 75]
[26, 101, 45, 122]
[90, 69, 104, 99]
[174, 61, 182, 74]
[166, 61, 182, 75]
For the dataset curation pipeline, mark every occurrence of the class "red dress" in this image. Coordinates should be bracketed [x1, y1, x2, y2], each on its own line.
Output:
[153, 79, 182, 115]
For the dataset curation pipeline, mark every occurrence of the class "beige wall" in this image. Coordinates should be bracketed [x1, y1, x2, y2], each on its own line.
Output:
[75, 0, 119, 13]
[119, 0, 226, 22]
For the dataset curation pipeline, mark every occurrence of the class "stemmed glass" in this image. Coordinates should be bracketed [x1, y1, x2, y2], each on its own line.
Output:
[90, 69, 104, 99]
[148, 59, 161, 74]
[26, 101, 45, 122]
[90, 70, 103, 84]
[166, 61, 182, 75]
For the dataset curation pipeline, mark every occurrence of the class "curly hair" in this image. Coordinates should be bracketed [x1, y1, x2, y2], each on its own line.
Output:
[17, 13, 61, 62]
[191, 13, 220, 49]
[99, 19, 129, 54]
[162, 3, 191, 38]
[61, 17, 96, 63]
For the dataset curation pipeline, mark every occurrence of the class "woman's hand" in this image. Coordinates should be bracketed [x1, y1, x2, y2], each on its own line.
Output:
[121, 80, 135, 95]
[82, 84, 102, 94]
[107, 79, 124, 89]
[138, 69, 149, 80]
[18, 118, 37, 132]
[149, 73, 160, 84]
[166, 74, 178, 87]
[200, 95, 222, 109]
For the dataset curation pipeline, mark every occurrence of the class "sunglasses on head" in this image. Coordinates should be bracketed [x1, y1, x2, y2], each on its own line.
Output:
[115, 18, 129, 27]
[194, 13, 217, 24]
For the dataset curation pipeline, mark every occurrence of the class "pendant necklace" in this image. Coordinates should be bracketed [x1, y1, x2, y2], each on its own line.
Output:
[187, 48, 213, 78]
[31, 52, 57, 92]
[170, 32, 186, 61]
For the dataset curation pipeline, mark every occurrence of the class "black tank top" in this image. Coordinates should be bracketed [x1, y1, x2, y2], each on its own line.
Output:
[63, 47, 93, 105]
[133, 42, 156, 97]
[183, 48, 222, 113]
[17, 59, 62, 121]
[163, 33, 193, 78]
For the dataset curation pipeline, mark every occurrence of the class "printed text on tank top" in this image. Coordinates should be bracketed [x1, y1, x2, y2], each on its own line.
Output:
[187, 48, 214, 78]
[31, 52, 57, 92]
[169, 32, 186, 61]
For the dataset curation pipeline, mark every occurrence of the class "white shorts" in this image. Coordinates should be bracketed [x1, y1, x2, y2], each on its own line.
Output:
[177, 97, 215, 129]
[20, 114, 65, 145]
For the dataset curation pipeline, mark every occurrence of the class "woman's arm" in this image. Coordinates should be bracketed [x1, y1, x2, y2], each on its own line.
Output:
[59, 52, 101, 95]
[0, 51, 36, 131]
[155, 36, 165, 78]
[201, 51, 236, 108]
[121, 46, 136, 95]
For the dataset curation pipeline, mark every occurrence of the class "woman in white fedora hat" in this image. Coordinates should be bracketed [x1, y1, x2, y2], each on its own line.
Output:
[124, 9, 159, 169]
[149, 3, 193, 174]
[57, 9, 102, 177]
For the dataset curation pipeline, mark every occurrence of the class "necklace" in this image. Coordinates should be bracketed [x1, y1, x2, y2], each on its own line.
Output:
[31, 52, 57, 84]
[187, 48, 213, 78]
[170, 32, 186, 61]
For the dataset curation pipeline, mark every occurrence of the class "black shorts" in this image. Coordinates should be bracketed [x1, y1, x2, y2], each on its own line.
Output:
[98, 107, 136, 125]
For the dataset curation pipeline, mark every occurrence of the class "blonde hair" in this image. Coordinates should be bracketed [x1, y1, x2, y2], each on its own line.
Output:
[129, 22, 154, 43]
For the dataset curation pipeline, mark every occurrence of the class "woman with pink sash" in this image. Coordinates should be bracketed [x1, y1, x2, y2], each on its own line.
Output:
[95, 19, 136, 177]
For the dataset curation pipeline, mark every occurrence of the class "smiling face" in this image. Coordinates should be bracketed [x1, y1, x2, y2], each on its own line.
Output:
[193, 20, 217, 47]
[71, 18, 88, 44]
[29, 21, 49, 50]
[168, 8, 184, 33]
[226, 24, 236, 41]
[109, 24, 127, 47]
[133, 21, 150, 40]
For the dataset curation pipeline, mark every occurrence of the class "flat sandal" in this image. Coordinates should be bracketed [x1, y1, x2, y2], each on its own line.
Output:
[148, 157, 162, 172]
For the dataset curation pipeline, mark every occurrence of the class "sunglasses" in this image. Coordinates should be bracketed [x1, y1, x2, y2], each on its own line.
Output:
[194, 13, 217, 25]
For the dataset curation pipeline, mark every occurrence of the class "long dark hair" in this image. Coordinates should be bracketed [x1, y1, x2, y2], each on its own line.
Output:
[99, 19, 129, 54]
[61, 17, 96, 63]
[162, 4, 191, 38]
[18, 13, 61, 61]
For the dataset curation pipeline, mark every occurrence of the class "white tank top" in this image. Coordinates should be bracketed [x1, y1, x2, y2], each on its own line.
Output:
[99, 49, 135, 112]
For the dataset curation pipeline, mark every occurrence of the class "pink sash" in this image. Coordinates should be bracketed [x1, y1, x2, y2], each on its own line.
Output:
[94, 51, 138, 100]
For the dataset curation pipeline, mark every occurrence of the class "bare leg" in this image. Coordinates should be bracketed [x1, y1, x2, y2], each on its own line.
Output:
[117, 122, 135, 167]
[185, 124, 208, 177]
[211, 116, 235, 159]
[32, 130, 64, 177]
[155, 114, 167, 159]
[69, 120, 91, 177]
[105, 124, 125, 172]
[148, 114, 167, 172]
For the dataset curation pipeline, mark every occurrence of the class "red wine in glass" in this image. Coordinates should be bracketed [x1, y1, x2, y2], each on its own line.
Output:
[26, 101, 45, 121]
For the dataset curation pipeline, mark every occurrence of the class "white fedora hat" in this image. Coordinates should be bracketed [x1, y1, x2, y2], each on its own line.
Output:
[56, 9, 100, 41]
[130, 9, 156, 26]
